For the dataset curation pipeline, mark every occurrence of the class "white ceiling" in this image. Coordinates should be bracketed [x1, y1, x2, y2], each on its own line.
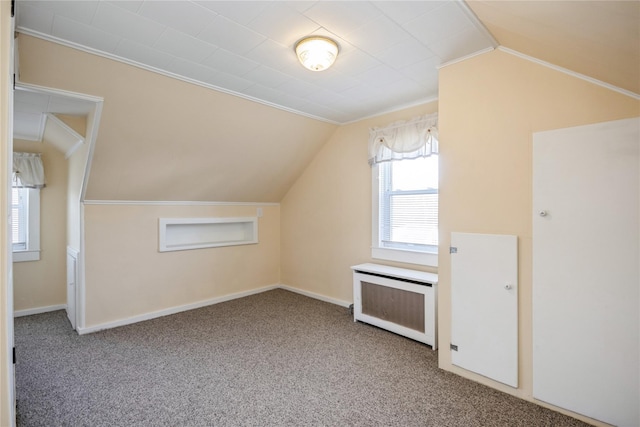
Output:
[15, 0, 497, 124]
[14, 87, 95, 141]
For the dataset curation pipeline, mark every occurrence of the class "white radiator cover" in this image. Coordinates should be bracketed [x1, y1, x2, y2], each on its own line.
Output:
[351, 263, 438, 349]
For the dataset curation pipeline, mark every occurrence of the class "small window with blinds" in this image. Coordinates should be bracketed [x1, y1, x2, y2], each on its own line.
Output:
[377, 155, 438, 254]
[11, 187, 28, 251]
[11, 186, 40, 262]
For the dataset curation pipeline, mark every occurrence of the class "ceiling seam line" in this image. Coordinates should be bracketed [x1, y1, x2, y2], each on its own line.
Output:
[15, 28, 343, 125]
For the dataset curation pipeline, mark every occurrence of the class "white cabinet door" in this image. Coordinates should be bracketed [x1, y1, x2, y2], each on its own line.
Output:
[533, 118, 639, 427]
[451, 232, 518, 387]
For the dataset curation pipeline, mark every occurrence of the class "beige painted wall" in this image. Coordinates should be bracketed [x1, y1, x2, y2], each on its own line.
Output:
[438, 49, 639, 424]
[56, 114, 86, 136]
[280, 102, 438, 304]
[13, 140, 67, 312]
[9, 20, 638, 427]
[83, 203, 280, 328]
[17, 35, 337, 203]
[466, 2, 640, 96]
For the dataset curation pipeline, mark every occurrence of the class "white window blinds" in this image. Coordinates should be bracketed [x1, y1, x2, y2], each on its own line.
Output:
[379, 155, 438, 251]
[11, 187, 28, 251]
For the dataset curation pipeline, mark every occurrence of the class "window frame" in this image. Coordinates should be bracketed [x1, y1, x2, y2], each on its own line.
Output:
[371, 159, 438, 267]
[12, 186, 41, 262]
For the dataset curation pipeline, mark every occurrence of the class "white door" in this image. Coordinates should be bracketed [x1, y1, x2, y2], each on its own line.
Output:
[533, 117, 639, 427]
[66, 248, 77, 330]
[451, 232, 518, 387]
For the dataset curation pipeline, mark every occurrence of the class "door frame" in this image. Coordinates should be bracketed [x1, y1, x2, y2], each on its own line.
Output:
[13, 82, 103, 331]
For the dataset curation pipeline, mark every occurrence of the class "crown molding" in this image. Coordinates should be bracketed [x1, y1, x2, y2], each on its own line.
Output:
[15, 80, 104, 103]
[437, 47, 496, 70]
[498, 46, 640, 101]
[83, 200, 280, 207]
[342, 96, 440, 126]
[16, 28, 341, 125]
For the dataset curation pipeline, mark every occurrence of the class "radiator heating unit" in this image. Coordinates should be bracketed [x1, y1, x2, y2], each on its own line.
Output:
[351, 263, 438, 349]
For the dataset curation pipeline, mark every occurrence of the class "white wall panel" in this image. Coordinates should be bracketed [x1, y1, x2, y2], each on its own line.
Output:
[451, 232, 518, 387]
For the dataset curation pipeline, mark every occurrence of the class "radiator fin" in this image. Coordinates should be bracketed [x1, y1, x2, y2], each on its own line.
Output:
[361, 281, 425, 333]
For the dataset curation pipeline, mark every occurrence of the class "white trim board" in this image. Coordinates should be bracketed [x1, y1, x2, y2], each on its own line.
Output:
[438, 47, 496, 69]
[15, 81, 104, 104]
[16, 28, 340, 126]
[498, 46, 640, 100]
[79, 98, 103, 203]
[341, 96, 439, 126]
[83, 200, 280, 207]
[436, 45, 640, 101]
[14, 304, 66, 317]
[76, 284, 350, 335]
[278, 284, 351, 308]
[44, 113, 85, 159]
[77, 285, 279, 335]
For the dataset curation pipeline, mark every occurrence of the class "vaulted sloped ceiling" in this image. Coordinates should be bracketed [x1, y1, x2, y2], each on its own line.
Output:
[14, 1, 639, 203]
[15, 1, 639, 124]
[18, 35, 338, 203]
[15, 0, 497, 124]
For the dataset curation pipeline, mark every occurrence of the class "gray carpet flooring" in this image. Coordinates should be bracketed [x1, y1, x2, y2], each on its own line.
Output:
[15, 289, 591, 427]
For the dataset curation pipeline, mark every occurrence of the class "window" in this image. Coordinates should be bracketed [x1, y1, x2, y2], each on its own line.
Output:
[11, 187, 28, 250]
[12, 152, 44, 262]
[372, 155, 438, 266]
[11, 186, 40, 262]
[368, 113, 438, 266]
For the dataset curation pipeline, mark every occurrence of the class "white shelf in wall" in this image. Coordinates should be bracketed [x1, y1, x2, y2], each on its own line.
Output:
[159, 217, 258, 252]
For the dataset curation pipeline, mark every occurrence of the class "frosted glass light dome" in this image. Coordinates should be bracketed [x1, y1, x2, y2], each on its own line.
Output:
[295, 36, 339, 72]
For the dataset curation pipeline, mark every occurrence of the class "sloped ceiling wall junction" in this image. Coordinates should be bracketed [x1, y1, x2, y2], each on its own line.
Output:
[16, 0, 639, 203]
[467, 1, 639, 96]
[18, 35, 338, 203]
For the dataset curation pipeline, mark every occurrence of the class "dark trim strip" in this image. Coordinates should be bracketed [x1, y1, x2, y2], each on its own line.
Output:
[354, 270, 433, 287]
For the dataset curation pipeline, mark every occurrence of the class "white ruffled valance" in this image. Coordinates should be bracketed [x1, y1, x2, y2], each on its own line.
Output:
[368, 113, 438, 166]
[13, 152, 45, 188]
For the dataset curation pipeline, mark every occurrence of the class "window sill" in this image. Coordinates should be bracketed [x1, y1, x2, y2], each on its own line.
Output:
[13, 250, 40, 262]
[372, 247, 438, 267]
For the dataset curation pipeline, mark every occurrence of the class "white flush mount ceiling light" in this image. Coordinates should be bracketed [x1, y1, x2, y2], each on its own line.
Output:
[295, 36, 339, 72]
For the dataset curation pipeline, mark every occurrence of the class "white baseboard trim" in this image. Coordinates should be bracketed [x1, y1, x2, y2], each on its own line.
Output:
[75, 284, 351, 335]
[77, 284, 279, 335]
[14, 304, 67, 317]
[279, 284, 351, 308]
